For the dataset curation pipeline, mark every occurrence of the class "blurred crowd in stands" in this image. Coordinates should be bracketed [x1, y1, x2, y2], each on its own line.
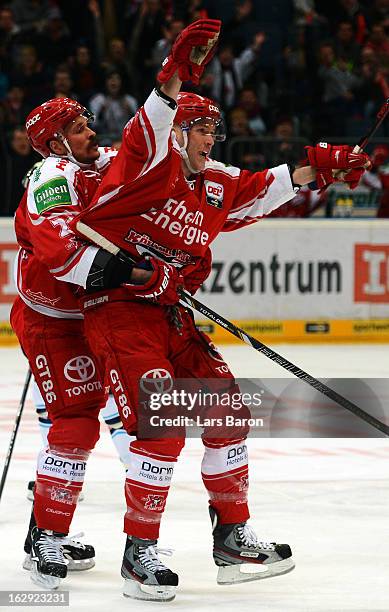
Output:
[1, 0, 389, 217]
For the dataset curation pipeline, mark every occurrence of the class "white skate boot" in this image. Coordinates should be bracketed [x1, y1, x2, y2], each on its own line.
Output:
[121, 536, 178, 602]
[210, 507, 295, 584]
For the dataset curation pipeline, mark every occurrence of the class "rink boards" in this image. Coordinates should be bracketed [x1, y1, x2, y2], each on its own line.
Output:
[1, 218, 388, 344]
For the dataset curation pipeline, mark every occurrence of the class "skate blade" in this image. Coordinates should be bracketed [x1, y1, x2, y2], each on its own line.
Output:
[64, 557, 95, 571]
[217, 557, 295, 585]
[30, 562, 62, 590]
[123, 578, 176, 602]
[24, 554, 95, 572]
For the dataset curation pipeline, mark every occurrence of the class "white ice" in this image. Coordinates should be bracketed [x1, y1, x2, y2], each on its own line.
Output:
[0, 344, 388, 612]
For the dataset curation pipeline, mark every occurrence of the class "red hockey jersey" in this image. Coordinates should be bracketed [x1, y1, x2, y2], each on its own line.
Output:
[75, 89, 296, 268]
[14, 147, 117, 318]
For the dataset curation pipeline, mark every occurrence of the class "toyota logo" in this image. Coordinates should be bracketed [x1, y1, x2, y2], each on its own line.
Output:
[140, 368, 173, 395]
[64, 356, 96, 383]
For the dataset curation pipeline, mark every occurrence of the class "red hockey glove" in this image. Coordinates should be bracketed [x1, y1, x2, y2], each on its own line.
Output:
[157, 19, 221, 85]
[184, 249, 212, 295]
[341, 167, 366, 189]
[313, 167, 366, 190]
[306, 143, 370, 170]
[123, 258, 184, 305]
[306, 143, 371, 190]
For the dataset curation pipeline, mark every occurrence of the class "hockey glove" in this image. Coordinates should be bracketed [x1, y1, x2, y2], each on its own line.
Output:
[123, 257, 184, 306]
[184, 249, 212, 295]
[306, 143, 371, 190]
[157, 19, 221, 85]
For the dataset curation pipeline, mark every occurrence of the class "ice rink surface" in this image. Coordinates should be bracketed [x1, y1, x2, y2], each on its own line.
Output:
[0, 344, 388, 612]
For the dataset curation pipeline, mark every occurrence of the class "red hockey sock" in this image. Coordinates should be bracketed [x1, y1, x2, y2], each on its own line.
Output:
[201, 441, 249, 524]
[124, 443, 179, 539]
[34, 446, 88, 533]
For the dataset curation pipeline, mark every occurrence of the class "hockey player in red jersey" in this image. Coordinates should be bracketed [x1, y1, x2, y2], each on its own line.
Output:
[70, 19, 371, 602]
[11, 97, 140, 589]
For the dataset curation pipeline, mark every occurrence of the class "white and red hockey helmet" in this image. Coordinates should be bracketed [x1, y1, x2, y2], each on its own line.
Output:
[175, 92, 225, 141]
[25, 97, 94, 157]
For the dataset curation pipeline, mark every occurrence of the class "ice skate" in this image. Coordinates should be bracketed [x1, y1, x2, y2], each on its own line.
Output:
[24, 531, 95, 572]
[28, 527, 68, 589]
[121, 535, 178, 602]
[209, 507, 295, 584]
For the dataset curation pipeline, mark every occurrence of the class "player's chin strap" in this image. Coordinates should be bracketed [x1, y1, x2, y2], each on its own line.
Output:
[179, 130, 201, 175]
[50, 133, 92, 169]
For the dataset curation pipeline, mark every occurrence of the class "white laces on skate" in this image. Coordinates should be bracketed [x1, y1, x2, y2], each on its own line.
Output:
[34, 532, 68, 565]
[138, 544, 173, 573]
[237, 524, 276, 551]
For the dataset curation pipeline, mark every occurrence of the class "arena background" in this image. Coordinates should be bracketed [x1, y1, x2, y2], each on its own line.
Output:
[1, 4, 389, 611]
[1, 0, 389, 344]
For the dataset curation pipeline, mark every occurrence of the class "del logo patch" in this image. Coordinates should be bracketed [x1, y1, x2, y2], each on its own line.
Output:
[205, 180, 224, 209]
[33, 177, 72, 213]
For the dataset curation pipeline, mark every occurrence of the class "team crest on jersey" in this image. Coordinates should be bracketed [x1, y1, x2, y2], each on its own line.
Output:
[33, 177, 72, 213]
[204, 180, 224, 209]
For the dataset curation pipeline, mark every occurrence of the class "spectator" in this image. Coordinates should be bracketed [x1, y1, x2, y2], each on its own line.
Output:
[358, 48, 389, 120]
[316, 42, 361, 135]
[0, 6, 21, 60]
[363, 22, 389, 63]
[0, 126, 38, 216]
[151, 17, 185, 75]
[221, 0, 259, 54]
[186, 0, 209, 22]
[228, 107, 254, 137]
[334, 21, 361, 67]
[36, 10, 72, 70]
[375, 146, 389, 217]
[236, 87, 267, 134]
[225, 106, 268, 170]
[269, 117, 302, 166]
[365, 0, 389, 30]
[101, 37, 132, 91]
[10, 0, 50, 34]
[70, 44, 100, 105]
[269, 185, 327, 217]
[52, 67, 77, 99]
[89, 71, 138, 139]
[207, 32, 266, 109]
[10, 43, 50, 107]
[0, 85, 30, 128]
[126, 0, 165, 99]
[333, 0, 368, 45]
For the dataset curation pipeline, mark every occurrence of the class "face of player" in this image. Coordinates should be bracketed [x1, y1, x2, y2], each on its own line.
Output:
[185, 122, 216, 175]
[63, 116, 99, 164]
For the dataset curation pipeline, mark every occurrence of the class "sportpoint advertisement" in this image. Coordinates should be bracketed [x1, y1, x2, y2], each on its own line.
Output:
[0, 218, 388, 344]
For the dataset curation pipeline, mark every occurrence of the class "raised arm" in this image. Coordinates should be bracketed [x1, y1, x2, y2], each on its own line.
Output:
[158, 19, 221, 101]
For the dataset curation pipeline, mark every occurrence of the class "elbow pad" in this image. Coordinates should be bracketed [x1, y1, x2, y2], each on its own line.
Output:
[85, 249, 134, 293]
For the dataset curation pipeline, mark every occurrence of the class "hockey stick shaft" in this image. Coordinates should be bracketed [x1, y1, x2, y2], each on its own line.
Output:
[355, 97, 389, 152]
[0, 368, 32, 502]
[179, 293, 389, 435]
[76, 221, 389, 436]
[334, 98, 389, 179]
